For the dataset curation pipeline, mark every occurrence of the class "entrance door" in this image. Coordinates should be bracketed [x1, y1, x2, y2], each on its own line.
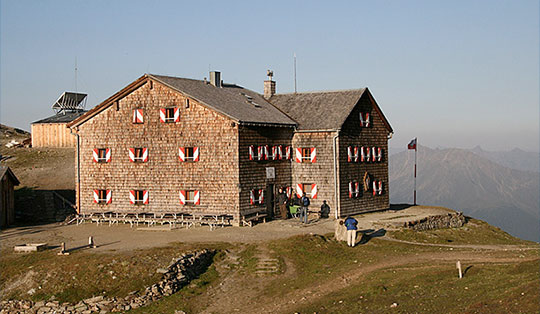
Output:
[265, 183, 274, 218]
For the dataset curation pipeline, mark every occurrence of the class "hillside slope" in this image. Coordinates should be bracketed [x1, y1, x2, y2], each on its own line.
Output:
[389, 146, 539, 242]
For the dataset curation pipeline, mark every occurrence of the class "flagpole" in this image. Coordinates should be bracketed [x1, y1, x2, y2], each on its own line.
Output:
[414, 138, 417, 206]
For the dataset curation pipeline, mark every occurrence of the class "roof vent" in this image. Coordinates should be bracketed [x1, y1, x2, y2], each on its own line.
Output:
[210, 71, 221, 87]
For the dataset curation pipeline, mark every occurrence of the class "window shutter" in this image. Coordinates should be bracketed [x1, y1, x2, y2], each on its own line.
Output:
[360, 146, 366, 162]
[296, 184, 303, 198]
[295, 148, 302, 163]
[257, 146, 263, 161]
[133, 109, 144, 123]
[372, 181, 377, 196]
[286, 186, 292, 198]
[348, 182, 353, 198]
[143, 190, 149, 204]
[366, 147, 371, 162]
[310, 148, 317, 163]
[378, 181, 383, 195]
[92, 149, 99, 163]
[365, 113, 370, 127]
[194, 190, 200, 205]
[193, 147, 200, 162]
[129, 190, 136, 204]
[347, 146, 352, 162]
[128, 148, 135, 162]
[250, 190, 255, 205]
[264, 145, 269, 160]
[371, 147, 376, 162]
[249, 145, 254, 161]
[311, 184, 318, 199]
[179, 190, 186, 205]
[278, 145, 283, 160]
[93, 190, 99, 203]
[178, 147, 186, 162]
[173, 108, 180, 122]
[159, 108, 166, 123]
[286, 146, 292, 160]
[377, 147, 382, 162]
[142, 148, 149, 162]
[106, 190, 112, 204]
[105, 149, 111, 162]
[258, 189, 264, 204]
[272, 146, 278, 160]
[355, 182, 360, 198]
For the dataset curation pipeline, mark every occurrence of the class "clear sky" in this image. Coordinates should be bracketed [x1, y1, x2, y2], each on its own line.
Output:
[1, 0, 538, 151]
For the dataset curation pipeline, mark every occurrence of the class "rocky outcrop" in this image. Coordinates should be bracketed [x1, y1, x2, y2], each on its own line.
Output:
[0, 249, 215, 314]
[403, 212, 466, 231]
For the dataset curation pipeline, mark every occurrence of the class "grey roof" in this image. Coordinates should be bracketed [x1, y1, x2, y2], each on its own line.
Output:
[149, 74, 296, 126]
[0, 166, 20, 185]
[32, 111, 87, 124]
[269, 89, 366, 130]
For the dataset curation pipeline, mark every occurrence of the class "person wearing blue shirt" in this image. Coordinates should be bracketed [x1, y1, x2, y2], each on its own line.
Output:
[344, 216, 358, 247]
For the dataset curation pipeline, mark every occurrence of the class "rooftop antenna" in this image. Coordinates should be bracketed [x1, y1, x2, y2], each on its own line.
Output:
[293, 53, 297, 93]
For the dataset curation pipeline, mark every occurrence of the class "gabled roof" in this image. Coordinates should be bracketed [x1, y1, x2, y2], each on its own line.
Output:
[68, 74, 296, 128]
[0, 166, 20, 186]
[32, 110, 87, 124]
[269, 88, 393, 132]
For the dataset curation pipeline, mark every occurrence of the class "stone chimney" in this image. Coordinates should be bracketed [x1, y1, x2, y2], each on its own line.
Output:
[263, 70, 276, 99]
[210, 71, 221, 87]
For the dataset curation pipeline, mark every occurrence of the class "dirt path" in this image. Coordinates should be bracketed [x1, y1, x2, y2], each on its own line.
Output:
[381, 236, 540, 251]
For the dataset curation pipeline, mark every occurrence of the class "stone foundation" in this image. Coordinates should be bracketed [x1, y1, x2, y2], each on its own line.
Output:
[403, 212, 466, 231]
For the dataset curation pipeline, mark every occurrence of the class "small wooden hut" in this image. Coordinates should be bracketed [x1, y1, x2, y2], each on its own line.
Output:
[0, 166, 20, 228]
[31, 92, 87, 147]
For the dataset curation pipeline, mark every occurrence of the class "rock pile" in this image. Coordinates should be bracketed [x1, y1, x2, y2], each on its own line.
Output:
[404, 212, 466, 231]
[0, 249, 215, 314]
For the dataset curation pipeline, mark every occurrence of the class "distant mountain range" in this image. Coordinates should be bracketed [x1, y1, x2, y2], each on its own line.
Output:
[389, 145, 539, 242]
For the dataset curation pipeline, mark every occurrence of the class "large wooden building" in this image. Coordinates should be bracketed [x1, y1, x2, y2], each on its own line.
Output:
[68, 72, 393, 225]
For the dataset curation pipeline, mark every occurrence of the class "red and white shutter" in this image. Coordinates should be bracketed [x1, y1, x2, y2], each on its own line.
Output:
[92, 149, 99, 162]
[347, 146, 352, 162]
[142, 190, 149, 204]
[311, 184, 318, 199]
[272, 146, 278, 160]
[179, 190, 186, 205]
[310, 148, 317, 163]
[373, 181, 377, 196]
[365, 113, 370, 127]
[179, 147, 186, 162]
[360, 147, 366, 162]
[355, 182, 360, 198]
[348, 182, 353, 198]
[286, 187, 292, 198]
[296, 184, 303, 198]
[159, 108, 166, 123]
[360, 112, 366, 127]
[193, 147, 200, 162]
[295, 148, 302, 163]
[377, 181, 383, 195]
[133, 109, 144, 123]
[93, 190, 100, 203]
[194, 190, 200, 205]
[142, 148, 148, 162]
[366, 147, 371, 162]
[249, 190, 255, 205]
[106, 190, 112, 204]
[353, 147, 359, 163]
[129, 190, 136, 204]
[105, 149, 111, 162]
[128, 148, 135, 162]
[264, 145, 269, 160]
[173, 108, 180, 122]
[249, 146, 254, 161]
[257, 146, 263, 161]
[286, 146, 292, 160]
[371, 147, 376, 162]
[258, 189, 264, 204]
[278, 145, 283, 160]
[377, 147, 382, 162]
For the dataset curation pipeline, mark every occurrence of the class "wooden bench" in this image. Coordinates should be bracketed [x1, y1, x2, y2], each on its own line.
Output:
[241, 212, 268, 227]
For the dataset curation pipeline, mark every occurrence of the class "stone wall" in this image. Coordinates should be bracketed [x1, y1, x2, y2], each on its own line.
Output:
[404, 212, 466, 231]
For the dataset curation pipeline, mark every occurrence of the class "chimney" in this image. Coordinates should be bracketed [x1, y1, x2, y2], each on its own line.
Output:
[263, 70, 276, 99]
[209, 71, 221, 87]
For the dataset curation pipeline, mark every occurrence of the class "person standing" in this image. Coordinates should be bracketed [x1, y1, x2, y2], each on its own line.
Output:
[344, 216, 358, 247]
[300, 192, 310, 224]
[277, 187, 289, 219]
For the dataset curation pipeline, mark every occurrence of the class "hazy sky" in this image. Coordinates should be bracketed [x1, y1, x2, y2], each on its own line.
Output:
[1, 0, 538, 151]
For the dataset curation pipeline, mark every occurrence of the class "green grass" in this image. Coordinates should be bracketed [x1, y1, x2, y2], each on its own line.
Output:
[295, 259, 540, 314]
[388, 218, 537, 246]
[0, 242, 229, 303]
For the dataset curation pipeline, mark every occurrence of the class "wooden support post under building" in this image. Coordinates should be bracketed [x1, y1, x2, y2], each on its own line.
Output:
[57, 242, 69, 255]
[89, 236, 97, 248]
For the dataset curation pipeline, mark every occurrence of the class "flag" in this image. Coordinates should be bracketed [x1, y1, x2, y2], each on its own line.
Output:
[407, 138, 417, 150]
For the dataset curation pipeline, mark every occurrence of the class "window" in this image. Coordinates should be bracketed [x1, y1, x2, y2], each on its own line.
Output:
[93, 189, 111, 204]
[347, 146, 359, 162]
[250, 189, 264, 205]
[295, 147, 316, 163]
[92, 148, 111, 163]
[348, 181, 360, 198]
[129, 147, 148, 162]
[160, 107, 180, 123]
[248, 145, 268, 161]
[180, 190, 200, 205]
[296, 183, 318, 199]
[179, 147, 200, 162]
[130, 190, 148, 204]
[132, 109, 144, 124]
[360, 112, 370, 127]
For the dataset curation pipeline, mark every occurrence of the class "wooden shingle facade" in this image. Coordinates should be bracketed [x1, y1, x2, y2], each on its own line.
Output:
[68, 73, 393, 225]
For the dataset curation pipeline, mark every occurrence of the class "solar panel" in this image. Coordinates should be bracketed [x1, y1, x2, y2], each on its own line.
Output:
[52, 92, 87, 113]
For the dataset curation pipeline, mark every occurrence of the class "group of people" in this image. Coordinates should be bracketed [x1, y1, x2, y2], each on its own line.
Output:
[276, 187, 330, 224]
